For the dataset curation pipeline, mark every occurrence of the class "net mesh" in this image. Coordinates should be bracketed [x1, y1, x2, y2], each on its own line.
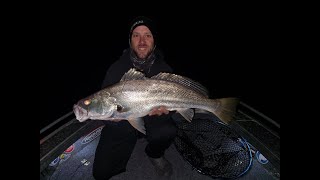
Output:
[174, 114, 252, 179]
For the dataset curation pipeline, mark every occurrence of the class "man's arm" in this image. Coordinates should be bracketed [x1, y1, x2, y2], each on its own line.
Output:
[101, 63, 125, 89]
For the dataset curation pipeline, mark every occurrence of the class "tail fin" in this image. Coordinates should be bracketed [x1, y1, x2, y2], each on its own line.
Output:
[209, 97, 239, 124]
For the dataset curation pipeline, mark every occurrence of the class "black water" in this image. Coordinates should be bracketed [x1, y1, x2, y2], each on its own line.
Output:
[44, 15, 279, 130]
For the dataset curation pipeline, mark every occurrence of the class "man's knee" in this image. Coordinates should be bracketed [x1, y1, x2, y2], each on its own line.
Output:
[147, 122, 177, 142]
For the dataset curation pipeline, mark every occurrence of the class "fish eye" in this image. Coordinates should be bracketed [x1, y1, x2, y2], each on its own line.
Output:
[116, 105, 123, 111]
[84, 100, 91, 105]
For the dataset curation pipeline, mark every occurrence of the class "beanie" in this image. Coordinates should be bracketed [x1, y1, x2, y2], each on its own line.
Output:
[128, 16, 157, 45]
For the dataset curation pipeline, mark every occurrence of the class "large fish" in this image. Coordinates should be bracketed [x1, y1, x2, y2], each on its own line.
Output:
[73, 68, 239, 134]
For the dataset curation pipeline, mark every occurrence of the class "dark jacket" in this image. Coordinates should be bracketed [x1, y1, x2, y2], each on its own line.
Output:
[101, 48, 173, 89]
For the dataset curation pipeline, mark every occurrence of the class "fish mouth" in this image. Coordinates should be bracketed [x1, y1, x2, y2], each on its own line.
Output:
[73, 104, 89, 122]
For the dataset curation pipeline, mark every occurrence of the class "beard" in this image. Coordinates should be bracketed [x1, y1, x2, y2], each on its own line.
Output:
[133, 45, 153, 59]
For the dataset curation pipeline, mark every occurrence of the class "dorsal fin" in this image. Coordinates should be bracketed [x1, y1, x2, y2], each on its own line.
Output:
[151, 72, 209, 97]
[120, 68, 146, 81]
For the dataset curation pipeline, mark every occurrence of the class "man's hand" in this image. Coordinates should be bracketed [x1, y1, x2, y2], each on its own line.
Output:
[109, 119, 123, 122]
[148, 106, 169, 116]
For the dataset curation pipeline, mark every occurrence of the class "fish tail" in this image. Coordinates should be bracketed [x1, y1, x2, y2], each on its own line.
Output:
[208, 97, 239, 124]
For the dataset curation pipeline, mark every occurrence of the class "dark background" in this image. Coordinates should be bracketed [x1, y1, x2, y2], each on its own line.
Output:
[44, 15, 280, 130]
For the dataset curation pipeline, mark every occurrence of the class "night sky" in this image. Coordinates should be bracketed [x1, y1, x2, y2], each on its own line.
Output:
[44, 15, 280, 130]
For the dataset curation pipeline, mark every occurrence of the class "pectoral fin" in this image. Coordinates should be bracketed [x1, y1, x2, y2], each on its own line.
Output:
[127, 117, 146, 135]
[176, 108, 194, 122]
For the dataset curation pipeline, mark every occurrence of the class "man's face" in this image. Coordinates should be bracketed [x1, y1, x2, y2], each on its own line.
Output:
[130, 25, 154, 59]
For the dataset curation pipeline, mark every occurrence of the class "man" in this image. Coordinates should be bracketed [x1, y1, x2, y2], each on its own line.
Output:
[92, 16, 177, 179]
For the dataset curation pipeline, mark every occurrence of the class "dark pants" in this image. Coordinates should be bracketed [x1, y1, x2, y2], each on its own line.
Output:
[92, 114, 177, 180]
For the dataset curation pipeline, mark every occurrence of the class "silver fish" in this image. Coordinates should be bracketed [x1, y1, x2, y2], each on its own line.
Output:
[73, 68, 239, 134]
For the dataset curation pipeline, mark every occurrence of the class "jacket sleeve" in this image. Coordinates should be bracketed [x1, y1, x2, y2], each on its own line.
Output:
[101, 49, 132, 89]
[101, 68, 114, 89]
[101, 63, 123, 89]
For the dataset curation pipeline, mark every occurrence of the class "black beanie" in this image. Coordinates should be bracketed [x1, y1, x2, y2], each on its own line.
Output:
[128, 16, 157, 45]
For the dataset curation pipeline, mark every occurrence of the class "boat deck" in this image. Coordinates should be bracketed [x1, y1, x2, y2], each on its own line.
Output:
[40, 102, 280, 179]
